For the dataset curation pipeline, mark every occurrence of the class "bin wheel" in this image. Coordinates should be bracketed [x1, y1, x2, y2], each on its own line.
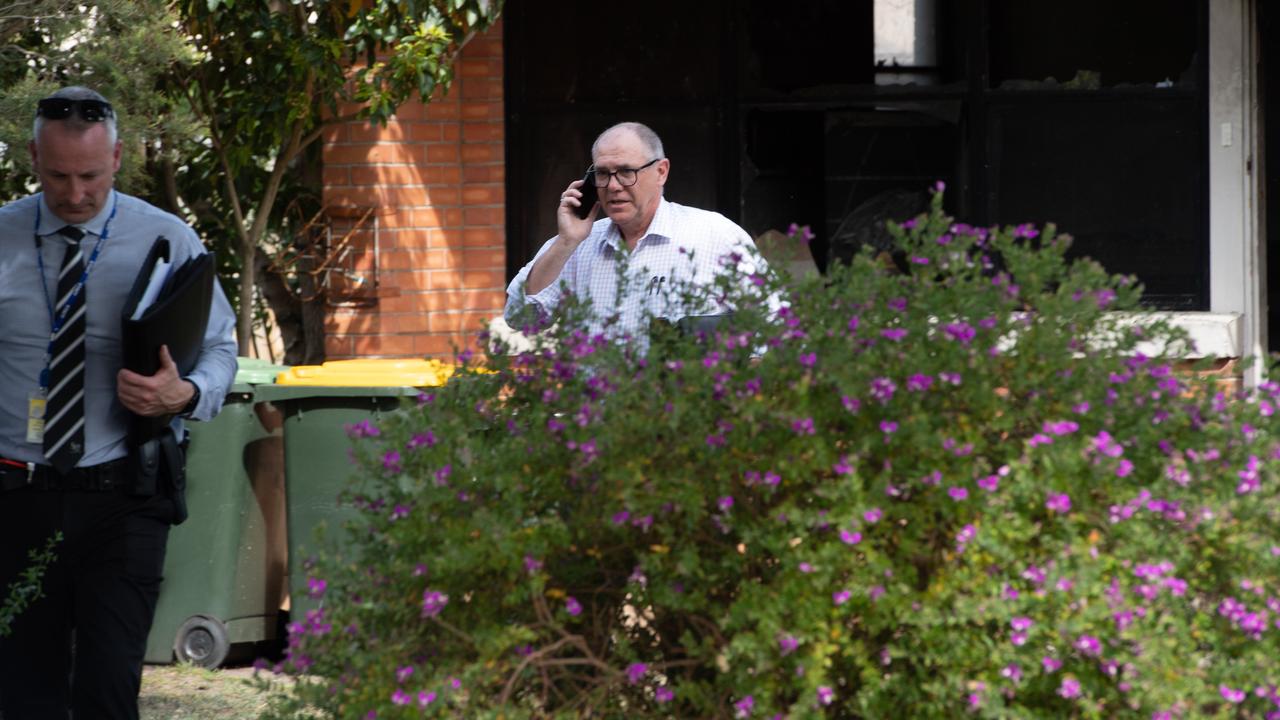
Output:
[174, 615, 230, 669]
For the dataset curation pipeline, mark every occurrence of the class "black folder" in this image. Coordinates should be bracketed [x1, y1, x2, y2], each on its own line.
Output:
[120, 236, 213, 516]
[121, 236, 214, 380]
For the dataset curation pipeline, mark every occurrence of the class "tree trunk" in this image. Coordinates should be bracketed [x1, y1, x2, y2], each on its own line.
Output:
[254, 245, 327, 366]
[238, 234, 255, 353]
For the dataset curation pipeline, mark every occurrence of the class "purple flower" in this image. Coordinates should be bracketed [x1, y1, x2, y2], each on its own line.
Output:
[948, 486, 969, 501]
[523, 555, 543, 574]
[406, 431, 437, 450]
[1058, 676, 1081, 699]
[870, 377, 897, 404]
[565, 596, 582, 617]
[1046, 493, 1072, 514]
[421, 589, 449, 618]
[1045, 420, 1079, 436]
[832, 456, 854, 475]
[792, 417, 816, 435]
[392, 688, 411, 705]
[863, 508, 883, 523]
[734, 695, 755, 718]
[345, 419, 380, 438]
[612, 511, 631, 525]
[977, 474, 1000, 492]
[943, 323, 976, 345]
[880, 420, 898, 435]
[833, 589, 852, 605]
[1074, 635, 1101, 656]
[881, 328, 908, 341]
[307, 577, 327, 599]
[1001, 663, 1023, 683]
[787, 223, 816, 243]
[1220, 685, 1246, 703]
[817, 685, 835, 706]
[906, 374, 933, 391]
[1115, 459, 1134, 477]
[799, 352, 817, 368]
[626, 662, 647, 684]
[1042, 656, 1062, 673]
[655, 686, 674, 703]
[778, 634, 799, 655]
[395, 665, 414, 683]
[718, 496, 734, 512]
[418, 691, 436, 707]
[840, 529, 862, 545]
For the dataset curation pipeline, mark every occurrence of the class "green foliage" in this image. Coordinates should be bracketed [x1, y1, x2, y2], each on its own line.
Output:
[277, 193, 1269, 712]
[0, 533, 61, 638]
[0, 0, 193, 199]
[270, 190, 1277, 717]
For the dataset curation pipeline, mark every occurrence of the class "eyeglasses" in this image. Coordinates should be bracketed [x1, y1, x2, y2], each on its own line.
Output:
[589, 158, 661, 188]
[36, 98, 115, 122]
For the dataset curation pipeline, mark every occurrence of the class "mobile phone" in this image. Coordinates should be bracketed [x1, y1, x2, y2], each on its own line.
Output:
[573, 169, 599, 220]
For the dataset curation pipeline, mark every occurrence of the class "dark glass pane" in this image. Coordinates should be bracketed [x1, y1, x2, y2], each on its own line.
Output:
[987, 98, 1204, 308]
[740, 111, 827, 265]
[823, 108, 958, 265]
[515, 2, 723, 103]
[989, 0, 1200, 89]
[740, 0, 875, 94]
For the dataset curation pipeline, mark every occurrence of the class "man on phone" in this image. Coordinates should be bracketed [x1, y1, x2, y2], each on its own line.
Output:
[505, 122, 770, 341]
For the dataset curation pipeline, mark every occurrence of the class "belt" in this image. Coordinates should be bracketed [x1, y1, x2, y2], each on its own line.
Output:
[0, 457, 129, 492]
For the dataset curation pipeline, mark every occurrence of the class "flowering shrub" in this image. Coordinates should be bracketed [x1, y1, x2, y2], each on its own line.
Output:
[260, 188, 1280, 719]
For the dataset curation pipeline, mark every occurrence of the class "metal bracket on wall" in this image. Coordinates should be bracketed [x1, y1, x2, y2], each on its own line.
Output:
[318, 205, 397, 308]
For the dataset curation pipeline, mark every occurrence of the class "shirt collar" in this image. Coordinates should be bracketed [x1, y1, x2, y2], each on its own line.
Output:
[36, 189, 116, 237]
[596, 197, 673, 253]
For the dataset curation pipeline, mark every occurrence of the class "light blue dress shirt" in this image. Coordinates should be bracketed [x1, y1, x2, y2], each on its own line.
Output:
[0, 190, 238, 467]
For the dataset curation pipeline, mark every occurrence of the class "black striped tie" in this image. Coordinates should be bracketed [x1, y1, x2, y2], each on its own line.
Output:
[44, 226, 87, 474]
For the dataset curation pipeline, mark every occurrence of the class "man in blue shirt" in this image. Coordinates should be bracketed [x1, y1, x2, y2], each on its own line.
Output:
[0, 86, 237, 719]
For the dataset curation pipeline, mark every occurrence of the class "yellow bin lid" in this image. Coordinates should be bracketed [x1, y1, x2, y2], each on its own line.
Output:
[275, 358, 454, 387]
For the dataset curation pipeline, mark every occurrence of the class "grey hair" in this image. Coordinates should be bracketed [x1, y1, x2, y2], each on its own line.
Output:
[33, 86, 118, 145]
[592, 122, 665, 162]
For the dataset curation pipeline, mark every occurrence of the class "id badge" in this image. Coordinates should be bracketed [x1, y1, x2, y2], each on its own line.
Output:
[26, 389, 46, 444]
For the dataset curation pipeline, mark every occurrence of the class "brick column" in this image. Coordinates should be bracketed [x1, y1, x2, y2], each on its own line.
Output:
[321, 21, 505, 359]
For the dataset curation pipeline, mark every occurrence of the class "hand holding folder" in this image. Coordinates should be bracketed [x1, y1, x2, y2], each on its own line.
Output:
[121, 236, 214, 381]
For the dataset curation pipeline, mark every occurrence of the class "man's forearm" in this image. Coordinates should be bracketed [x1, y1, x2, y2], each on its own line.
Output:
[525, 237, 578, 295]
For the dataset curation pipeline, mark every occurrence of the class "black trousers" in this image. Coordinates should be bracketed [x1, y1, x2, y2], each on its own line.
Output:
[0, 488, 173, 720]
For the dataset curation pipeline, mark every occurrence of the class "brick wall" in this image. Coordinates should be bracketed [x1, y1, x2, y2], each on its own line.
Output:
[321, 21, 506, 359]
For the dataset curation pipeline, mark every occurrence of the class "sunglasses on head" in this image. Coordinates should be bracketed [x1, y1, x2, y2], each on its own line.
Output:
[36, 97, 115, 122]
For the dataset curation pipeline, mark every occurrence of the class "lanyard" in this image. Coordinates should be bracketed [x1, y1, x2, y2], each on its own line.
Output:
[34, 193, 116, 389]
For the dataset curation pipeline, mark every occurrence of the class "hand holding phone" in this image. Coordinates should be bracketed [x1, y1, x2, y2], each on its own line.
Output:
[573, 169, 599, 220]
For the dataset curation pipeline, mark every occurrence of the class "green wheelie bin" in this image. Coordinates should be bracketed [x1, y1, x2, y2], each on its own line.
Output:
[255, 359, 452, 619]
[144, 357, 290, 668]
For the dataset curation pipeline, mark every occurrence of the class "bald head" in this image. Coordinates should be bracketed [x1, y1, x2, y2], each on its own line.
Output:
[592, 122, 665, 164]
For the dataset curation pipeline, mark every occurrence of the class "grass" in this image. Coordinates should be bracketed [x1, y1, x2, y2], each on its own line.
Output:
[140, 663, 279, 720]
